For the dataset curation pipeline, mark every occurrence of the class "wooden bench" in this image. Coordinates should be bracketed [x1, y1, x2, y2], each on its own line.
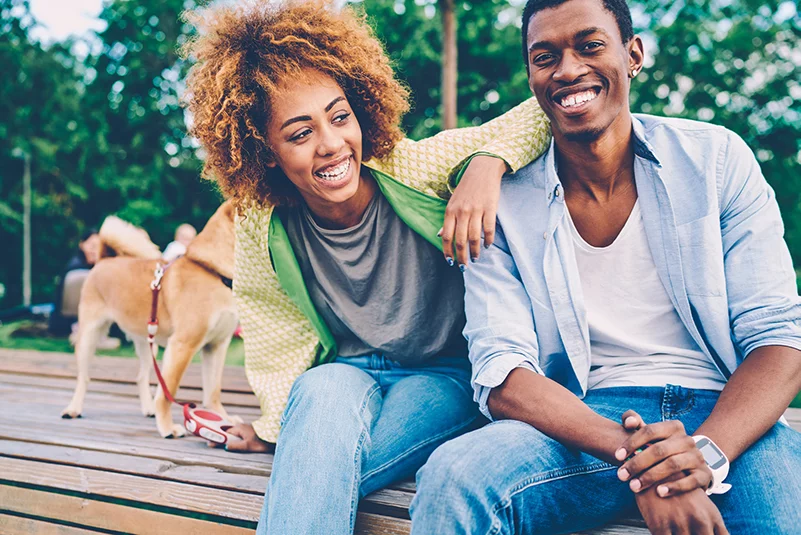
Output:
[1, 348, 798, 534]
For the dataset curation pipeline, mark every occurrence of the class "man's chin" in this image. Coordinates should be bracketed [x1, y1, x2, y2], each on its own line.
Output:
[562, 126, 605, 143]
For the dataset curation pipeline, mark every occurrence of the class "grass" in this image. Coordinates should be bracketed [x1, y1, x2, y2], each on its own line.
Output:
[0, 320, 246, 366]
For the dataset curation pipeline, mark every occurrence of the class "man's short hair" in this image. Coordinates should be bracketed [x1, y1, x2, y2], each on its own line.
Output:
[521, 0, 634, 66]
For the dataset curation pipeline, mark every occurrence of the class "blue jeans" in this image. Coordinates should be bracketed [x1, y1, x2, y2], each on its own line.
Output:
[411, 385, 801, 535]
[257, 354, 481, 535]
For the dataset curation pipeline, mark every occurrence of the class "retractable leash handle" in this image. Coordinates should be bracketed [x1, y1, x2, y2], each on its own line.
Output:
[147, 263, 241, 446]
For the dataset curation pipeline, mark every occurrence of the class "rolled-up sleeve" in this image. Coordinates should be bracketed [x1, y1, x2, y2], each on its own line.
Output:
[720, 132, 801, 356]
[463, 222, 544, 420]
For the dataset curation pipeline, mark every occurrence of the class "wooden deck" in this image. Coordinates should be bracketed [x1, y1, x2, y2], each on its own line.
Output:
[1, 348, 799, 535]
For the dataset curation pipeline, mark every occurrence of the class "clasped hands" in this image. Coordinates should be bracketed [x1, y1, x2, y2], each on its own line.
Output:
[614, 410, 728, 535]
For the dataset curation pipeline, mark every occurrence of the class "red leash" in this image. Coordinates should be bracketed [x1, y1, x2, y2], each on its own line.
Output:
[147, 263, 238, 445]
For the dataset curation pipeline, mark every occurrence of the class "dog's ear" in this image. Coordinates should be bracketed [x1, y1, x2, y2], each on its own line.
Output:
[185, 200, 235, 281]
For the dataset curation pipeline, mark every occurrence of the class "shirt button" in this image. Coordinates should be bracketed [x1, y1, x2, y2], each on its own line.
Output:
[555, 188, 561, 197]
[543, 232, 547, 240]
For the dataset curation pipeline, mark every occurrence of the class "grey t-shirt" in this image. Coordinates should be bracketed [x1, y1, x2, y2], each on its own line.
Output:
[283, 191, 467, 365]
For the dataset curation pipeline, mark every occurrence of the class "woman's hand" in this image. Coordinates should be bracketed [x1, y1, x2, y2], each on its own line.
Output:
[207, 423, 274, 453]
[615, 411, 712, 497]
[441, 155, 508, 269]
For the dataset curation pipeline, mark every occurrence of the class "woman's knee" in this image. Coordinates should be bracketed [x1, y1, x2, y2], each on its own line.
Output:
[283, 363, 379, 428]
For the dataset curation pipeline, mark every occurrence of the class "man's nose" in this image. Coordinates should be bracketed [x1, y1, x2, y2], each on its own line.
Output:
[553, 51, 590, 83]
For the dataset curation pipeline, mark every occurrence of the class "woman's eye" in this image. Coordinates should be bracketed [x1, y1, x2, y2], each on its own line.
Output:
[290, 129, 312, 142]
[333, 112, 351, 124]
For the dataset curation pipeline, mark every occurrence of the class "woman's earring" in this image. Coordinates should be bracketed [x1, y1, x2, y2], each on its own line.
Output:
[630, 69, 639, 78]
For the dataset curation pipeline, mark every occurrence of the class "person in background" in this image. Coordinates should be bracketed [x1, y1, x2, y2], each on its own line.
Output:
[48, 228, 100, 337]
[162, 223, 197, 262]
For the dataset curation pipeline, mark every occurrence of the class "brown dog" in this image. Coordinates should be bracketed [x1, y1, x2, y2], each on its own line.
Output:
[61, 201, 240, 438]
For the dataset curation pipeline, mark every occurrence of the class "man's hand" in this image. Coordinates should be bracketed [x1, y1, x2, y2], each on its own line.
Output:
[207, 423, 274, 453]
[615, 411, 711, 497]
[441, 155, 508, 268]
[636, 483, 728, 535]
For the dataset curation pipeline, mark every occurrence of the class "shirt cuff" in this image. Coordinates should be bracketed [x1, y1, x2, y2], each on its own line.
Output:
[474, 353, 543, 420]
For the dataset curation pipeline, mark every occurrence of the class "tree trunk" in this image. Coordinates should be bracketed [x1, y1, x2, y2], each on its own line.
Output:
[439, 0, 457, 130]
[22, 151, 31, 307]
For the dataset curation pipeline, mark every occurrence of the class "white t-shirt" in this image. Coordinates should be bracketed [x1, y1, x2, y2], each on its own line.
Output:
[567, 201, 726, 391]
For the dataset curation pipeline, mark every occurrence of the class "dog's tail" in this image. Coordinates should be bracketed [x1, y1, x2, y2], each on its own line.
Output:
[98, 216, 162, 259]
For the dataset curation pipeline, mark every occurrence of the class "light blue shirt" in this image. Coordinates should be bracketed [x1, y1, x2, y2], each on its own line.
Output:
[464, 114, 801, 420]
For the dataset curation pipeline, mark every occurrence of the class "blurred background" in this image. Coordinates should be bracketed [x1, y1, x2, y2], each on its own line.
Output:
[0, 0, 799, 312]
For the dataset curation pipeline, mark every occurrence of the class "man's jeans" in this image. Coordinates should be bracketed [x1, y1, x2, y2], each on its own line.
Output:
[257, 354, 481, 535]
[411, 385, 801, 535]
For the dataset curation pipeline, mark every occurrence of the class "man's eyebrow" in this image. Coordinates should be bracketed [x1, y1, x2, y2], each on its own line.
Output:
[528, 27, 610, 52]
[280, 96, 347, 130]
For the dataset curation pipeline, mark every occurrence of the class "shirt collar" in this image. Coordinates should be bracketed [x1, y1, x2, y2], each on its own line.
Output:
[543, 114, 662, 206]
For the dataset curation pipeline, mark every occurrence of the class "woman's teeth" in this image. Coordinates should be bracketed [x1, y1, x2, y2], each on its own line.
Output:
[560, 90, 598, 108]
[315, 158, 350, 181]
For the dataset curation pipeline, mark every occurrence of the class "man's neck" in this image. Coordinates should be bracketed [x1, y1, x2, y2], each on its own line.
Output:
[554, 114, 635, 203]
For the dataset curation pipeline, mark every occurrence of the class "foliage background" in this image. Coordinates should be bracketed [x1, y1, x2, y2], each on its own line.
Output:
[0, 0, 799, 307]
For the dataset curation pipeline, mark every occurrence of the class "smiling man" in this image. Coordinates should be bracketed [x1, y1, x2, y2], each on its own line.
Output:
[409, 0, 801, 533]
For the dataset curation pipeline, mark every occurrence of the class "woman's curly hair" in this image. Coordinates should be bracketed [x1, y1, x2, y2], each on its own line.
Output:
[182, 0, 410, 208]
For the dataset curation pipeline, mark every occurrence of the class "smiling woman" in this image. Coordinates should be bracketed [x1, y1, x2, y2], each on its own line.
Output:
[181, 1, 550, 533]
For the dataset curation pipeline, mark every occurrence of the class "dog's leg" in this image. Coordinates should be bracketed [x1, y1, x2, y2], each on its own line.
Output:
[201, 336, 242, 424]
[154, 337, 202, 438]
[132, 337, 156, 417]
[62, 318, 107, 419]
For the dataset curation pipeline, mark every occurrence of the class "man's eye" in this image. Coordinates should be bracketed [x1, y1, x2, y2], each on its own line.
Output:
[333, 112, 351, 123]
[583, 42, 603, 51]
[533, 53, 555, 64]
[290, 129, 312, 142]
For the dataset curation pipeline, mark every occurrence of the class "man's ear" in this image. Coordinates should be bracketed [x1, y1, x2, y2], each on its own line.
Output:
[628, 35, 645, 78]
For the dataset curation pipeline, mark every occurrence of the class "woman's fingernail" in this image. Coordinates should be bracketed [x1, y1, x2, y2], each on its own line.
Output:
[657, 485, 669, 497]
[471, 256, 477, 263]
[625, 416, 638, 427]
[437, 228, 443, 237]
[459, 264, 466, 273]
[446, 257, 454, 267]
[629, 479, 641, 492]
[618, 468, 630, 481]
[615, 448, 627, 461]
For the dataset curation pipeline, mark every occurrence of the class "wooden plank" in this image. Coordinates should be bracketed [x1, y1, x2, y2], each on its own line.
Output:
[354, 514, 411, 535]
[0, 440, 269, 494]
[0, 440, 414, 514]
[0, 514, 106, 535]
[0, 372, 260, 408]
[0, 349, 253, 393]
[1, 468, 413, 535]
[0, 487, 252, 535]
[0, 456, 263, 521]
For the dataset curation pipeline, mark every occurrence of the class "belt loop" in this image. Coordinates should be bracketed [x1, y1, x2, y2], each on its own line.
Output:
[661, 384, 675, 421]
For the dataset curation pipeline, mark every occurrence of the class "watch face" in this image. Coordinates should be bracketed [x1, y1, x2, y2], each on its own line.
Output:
[696, 437, 727, 469]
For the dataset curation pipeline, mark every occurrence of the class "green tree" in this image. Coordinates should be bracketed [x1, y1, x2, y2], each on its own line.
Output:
[628, 0, 801, 263]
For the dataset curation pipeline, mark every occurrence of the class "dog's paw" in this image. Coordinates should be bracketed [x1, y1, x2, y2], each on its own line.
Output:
[141, 402, 156, 418]
[160, 423, 186, 439]
[61, 407, 82, 419]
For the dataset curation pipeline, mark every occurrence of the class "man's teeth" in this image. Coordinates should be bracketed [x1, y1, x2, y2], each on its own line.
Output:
[560, 90, 597, 108]
[316, 158, 350, 181]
